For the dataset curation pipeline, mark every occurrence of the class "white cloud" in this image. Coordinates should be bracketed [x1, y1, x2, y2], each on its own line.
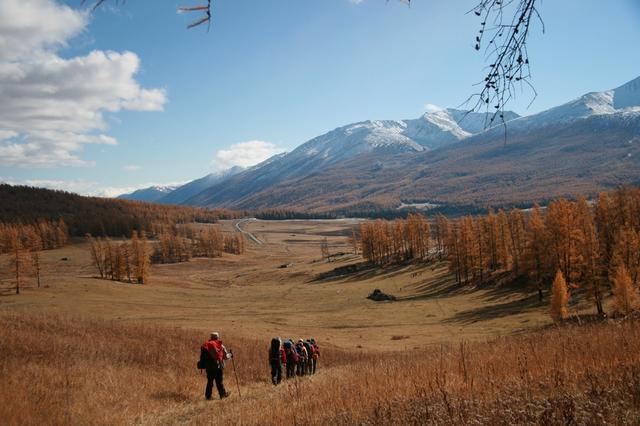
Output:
[349, 0, 365, 4]
[122, 164, 142, 172]
[213, 140, 286, 171]
[0, 0, 166, 168]
[0, 176, 185, 198]
[424, 103, 445, 113]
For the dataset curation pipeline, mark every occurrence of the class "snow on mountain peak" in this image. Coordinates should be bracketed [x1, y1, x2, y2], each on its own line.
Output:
[299, 119, 425, 160]
[613, 76, 640, 110]
[507, 75, 640, 132]
[151, 185, 179, 193]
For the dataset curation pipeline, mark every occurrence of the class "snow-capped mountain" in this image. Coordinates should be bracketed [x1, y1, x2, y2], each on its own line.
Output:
[293, 120, 425, 163]
[157, 166, 244, 205]
[179, 75, 640, 211]
[118, 185, 179, 202]
[507, 76, 640, 132]
[404, 108, 520, 148]
[614, 75, 640, 109]
[181, 108, 518, 207]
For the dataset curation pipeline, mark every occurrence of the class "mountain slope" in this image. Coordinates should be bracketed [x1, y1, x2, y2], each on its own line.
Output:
[149, 76, 640, 212]
[118, 185, 178, 203]
[504, 76, 640, 133]
[186, 76, 640, 211]
[228, 112, 640, 210]
[184, 109, 518, 207]
[158, 166, 243, 205]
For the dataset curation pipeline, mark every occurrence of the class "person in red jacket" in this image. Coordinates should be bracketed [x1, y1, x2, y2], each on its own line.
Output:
[200, 332, 231, 400]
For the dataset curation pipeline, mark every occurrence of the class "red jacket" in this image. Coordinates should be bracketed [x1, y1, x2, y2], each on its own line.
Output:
[203, 339, 224, 361]
[280, 347, 287, 364]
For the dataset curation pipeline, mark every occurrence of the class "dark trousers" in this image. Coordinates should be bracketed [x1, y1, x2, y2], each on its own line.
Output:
[270, 361, 282, 385]
[286, 361, 296, 378]
[296, 359, 306, 376]
[205, 367, 226, 399]
[311, 358, 317, 374]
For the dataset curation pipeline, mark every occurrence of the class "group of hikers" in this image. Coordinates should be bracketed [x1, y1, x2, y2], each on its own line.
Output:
[269, 337, 320, 385]
[198, 332, 321, 400]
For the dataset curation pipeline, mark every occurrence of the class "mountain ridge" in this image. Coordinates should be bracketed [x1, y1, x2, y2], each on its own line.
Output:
[122, 75, 640, 212]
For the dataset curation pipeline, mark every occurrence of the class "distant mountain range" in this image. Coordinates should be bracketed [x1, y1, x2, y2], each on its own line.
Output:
[122, 76, 640, 212]
[118, 185, 178, 203]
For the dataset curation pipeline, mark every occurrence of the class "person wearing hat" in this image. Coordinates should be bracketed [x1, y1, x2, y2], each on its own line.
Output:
[310, 338, 320, 374]
[200, 332, 231, 400]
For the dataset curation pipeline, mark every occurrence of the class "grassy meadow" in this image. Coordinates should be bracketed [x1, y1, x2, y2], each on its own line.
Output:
[1, 219, 639, 424]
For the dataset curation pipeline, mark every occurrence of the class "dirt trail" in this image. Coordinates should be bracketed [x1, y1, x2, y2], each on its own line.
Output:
[141, 367, 337, 425]
[235, 218, 263, 245]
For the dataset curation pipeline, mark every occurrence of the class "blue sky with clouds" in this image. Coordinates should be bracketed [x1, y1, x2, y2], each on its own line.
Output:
[1, 0, 639, 196]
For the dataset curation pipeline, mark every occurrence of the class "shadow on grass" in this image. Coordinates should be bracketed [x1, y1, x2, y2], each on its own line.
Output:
[398, 274, 472, 301]
[444, 292, 544, 325]
[311, 260, 441, 284]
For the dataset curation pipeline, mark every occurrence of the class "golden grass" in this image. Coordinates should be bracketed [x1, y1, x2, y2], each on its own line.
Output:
[0, 220, 561, 351]
[2, 220, 638, 424]
[0, 310, 353, 425]
[2, 311, 639, 425]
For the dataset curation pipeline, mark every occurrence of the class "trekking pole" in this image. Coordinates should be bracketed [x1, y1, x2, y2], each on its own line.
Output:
[231, 353, 242, 398]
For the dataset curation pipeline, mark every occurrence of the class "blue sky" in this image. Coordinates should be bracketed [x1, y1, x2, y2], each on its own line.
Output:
[1, 0, 639, 196]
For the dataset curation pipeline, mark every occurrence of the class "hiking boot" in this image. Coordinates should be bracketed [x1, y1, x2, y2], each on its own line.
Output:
[220, 391, 231, 400]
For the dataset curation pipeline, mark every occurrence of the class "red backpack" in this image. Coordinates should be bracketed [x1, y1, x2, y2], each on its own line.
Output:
[207, 340, 224, 361]
[287, 347, 299, 363]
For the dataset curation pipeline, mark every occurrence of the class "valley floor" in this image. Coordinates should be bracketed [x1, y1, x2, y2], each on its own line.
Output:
[0, 219, 584, 350]
[1, 220, 633, 425]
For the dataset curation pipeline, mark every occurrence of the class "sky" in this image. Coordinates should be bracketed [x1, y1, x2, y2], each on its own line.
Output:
[1, 0, 639, 197]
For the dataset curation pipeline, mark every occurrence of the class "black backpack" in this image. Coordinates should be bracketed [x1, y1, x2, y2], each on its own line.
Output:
[270, 338, 281, 363]
[198, 346, 213, 370]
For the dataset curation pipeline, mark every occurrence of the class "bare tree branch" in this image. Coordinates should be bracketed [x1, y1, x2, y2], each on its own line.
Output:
[84, 0, 543, 122]
[462, 0, 544, 130]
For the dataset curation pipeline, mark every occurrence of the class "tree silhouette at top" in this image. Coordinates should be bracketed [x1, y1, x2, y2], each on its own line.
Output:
[83, 0, 542, 123]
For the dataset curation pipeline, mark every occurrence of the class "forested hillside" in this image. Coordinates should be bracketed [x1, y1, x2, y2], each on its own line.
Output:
[0, 185, 243, 237]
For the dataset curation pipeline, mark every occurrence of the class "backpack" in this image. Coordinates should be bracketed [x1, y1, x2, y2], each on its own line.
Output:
[286, 347, 299, 363]
[303, 341, 313, 359]
[270, 338, 281, 363]
[198, 345, 211, 370]
[209, 341, 224, 362]
[296, 344, 305, 359]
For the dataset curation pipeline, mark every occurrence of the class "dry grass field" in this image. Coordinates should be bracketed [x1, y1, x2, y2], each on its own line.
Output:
[1, 219, 637, 424]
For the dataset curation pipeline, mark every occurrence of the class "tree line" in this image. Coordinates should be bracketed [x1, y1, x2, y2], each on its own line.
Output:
[85, 224, 246, 283]
[358, 187, 640, 319]
[0, 219, 69, 293]
[86, 232, 151, 284]
[359, 214, 431, 265]
[0, 184, 243, 238]
[152, 224, 245, 264]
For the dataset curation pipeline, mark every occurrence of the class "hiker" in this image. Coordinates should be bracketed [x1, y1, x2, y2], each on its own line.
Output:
[295, 339, 308, 376]
[269, 337, 286, 385]
[310, 338, 320, 374]
[304, 339, 314, 375]
[283, 339, 298, 379]
[200, 332, 231, 400]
